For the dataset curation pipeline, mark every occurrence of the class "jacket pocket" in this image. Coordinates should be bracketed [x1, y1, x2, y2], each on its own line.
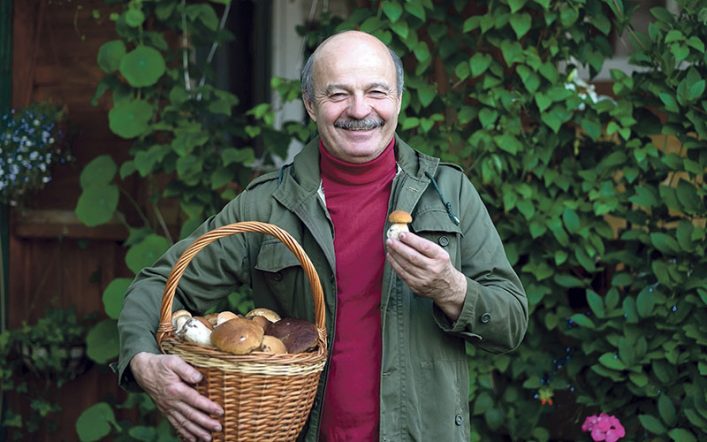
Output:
[410, 208, 462, 266]
[253, 240, 308, 318]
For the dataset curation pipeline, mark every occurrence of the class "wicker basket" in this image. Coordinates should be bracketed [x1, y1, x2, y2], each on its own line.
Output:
[155, 222, 328, 442]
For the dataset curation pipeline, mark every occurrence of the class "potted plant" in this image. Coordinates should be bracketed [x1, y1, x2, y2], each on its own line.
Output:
[0, 306, 92, 438]
[14, 306, 92, 385]
[0, 102, 73, 207]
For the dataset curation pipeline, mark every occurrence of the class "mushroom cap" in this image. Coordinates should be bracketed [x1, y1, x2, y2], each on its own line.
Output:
[388, 210, 412, 224]
[203, 313, 220, 327]
[267, 318, 319, 354]
[171, 309, 192, 325]
[259, 335, 288, 354]
[216, 311, 239, 326]
[250, 316, 271, 334]
[212, 317, 264, 355]
[245, 307, 281, 323]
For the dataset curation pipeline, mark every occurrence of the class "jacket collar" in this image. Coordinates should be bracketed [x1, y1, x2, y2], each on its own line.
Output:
[272, 133, 441, 217]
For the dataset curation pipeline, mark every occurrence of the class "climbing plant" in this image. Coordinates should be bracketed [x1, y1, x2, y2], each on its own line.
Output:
[323, 0, 705, 441]
[73, 0, 305, 439]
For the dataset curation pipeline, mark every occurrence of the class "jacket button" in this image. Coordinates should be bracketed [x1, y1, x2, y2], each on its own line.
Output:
[272, 272, 283, 282]
[438, 236, 450, 247]
[480, 313, 491, 323]
[455, 414, 463, 426]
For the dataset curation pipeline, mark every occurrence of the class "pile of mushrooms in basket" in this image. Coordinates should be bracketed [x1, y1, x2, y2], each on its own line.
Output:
[172, 307, 318, 355]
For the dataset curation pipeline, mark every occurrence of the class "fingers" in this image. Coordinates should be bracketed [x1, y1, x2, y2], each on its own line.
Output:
[165, 355, 205, 385]
[166, 398, 222, 441]
[386, 234, 448, 273]
[131, 354, 224, 441]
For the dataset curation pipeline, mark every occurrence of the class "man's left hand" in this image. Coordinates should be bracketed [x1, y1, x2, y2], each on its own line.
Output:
[385, 232, 467, 320]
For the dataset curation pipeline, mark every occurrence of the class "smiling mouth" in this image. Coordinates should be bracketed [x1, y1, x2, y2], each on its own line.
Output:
[334, 118, 384, 131]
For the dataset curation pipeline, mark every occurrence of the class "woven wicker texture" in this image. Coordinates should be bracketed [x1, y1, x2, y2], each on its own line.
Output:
[156, 222, 328, 441]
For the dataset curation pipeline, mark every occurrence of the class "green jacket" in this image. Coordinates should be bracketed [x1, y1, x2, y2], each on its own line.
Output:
[117, 135, 528, 441]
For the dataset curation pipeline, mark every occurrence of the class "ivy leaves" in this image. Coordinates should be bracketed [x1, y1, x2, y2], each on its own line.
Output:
[340, 0, 707, 439]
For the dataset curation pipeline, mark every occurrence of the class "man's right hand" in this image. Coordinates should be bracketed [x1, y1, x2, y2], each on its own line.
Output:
[130, 352, 224, 441]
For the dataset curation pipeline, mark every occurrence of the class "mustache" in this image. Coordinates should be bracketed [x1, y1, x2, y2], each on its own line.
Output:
[334, 118, 384, 130]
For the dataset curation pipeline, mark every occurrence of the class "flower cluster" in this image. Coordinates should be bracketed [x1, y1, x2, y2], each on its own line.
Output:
[582, 413, 625, 442]
[0, 103, 71, 205]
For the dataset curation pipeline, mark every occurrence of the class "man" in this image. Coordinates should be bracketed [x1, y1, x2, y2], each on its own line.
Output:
[118, 31, 528, 442]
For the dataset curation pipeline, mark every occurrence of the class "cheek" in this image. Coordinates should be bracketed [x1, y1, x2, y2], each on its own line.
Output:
[377, 99, 401, 120]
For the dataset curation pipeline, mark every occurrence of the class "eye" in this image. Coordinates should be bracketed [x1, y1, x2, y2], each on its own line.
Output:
[369, 90, 388, 98]
[329, 92, 347, 100]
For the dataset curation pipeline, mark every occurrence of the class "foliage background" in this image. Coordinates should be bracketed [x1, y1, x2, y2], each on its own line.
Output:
[73, 0, 705, 441]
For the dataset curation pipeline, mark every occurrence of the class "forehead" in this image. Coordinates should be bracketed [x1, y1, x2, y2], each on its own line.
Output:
[313, 39, 396, 91]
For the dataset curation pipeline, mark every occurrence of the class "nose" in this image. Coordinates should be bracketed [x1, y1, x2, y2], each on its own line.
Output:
[347, 93, 371, 119]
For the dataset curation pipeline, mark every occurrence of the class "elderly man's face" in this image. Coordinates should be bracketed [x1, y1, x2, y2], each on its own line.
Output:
[304, 33, 402, 163]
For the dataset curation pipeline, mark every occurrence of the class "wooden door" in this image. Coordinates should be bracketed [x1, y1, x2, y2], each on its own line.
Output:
[7, 1, 132, 440]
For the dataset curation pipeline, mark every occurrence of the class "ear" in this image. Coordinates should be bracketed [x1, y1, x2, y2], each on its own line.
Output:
[303, 97, 317, 121]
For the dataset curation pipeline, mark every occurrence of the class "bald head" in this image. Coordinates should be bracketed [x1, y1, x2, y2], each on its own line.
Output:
[301, 31, 404, 103]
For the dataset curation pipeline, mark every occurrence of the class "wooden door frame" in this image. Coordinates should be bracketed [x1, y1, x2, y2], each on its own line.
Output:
[0, 0, 12, 333]
[0, 3, 12, 438]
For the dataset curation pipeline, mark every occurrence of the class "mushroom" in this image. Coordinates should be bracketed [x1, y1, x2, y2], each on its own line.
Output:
[386, 210, 412, 240]
[171, 309, 192, 334]
[204, 313, 220, 327]
[216, 311, 239, 327]
[259, 335, 288, 354]
[250, 315, 271, 334]
[245, 307, 281, 323]
[211, 317, 264, 355]
[267, 318, 319, 354]
[178, 316, 213, 347]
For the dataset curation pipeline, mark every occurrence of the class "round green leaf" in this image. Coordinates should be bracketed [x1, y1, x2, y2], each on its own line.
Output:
[76, 402, 119, 442]
[97, 40, 126, 73]
[128, 426, 157, 441]
[85, 319, 119, 364]
[75, 184, 119, 227]
[125, 234, 171, 274]
[79, 155, 117, 189]
[119, 46, 166, 87]
[102, 278, 132, 319]
[125, 8, 145, 27]
[108, 99, 153, 139]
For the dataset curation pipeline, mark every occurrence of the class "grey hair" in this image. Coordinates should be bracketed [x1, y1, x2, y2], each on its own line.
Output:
[301, 44, 405, 103]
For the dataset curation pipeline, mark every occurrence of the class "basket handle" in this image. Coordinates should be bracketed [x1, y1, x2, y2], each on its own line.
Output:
[156, 222, 325, 346]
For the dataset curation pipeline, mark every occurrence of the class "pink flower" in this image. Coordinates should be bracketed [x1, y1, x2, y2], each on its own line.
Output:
[581, 413, 625, 442]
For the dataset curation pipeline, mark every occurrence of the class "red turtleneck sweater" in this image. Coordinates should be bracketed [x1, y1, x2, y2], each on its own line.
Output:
[318, 139, 396, 441]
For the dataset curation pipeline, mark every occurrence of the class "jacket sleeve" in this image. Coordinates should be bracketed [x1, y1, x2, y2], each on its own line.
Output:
[432, 171, 528, 353]
[116, 197, 251, 391]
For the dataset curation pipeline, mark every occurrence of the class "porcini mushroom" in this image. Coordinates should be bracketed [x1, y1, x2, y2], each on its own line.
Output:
[178, 316, 213, 347]
[171, 309, 192, 334]
[268, 318, 319, 354]
[212, 317, 264, 355]
[245, 307, 281, 323]
[216, 311, 239, 326]
[259, 335, 288, 354]
[387, 210, 412, 240]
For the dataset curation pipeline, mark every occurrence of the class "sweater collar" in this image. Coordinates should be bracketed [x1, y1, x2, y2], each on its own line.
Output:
[319, 138, 396, 185]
